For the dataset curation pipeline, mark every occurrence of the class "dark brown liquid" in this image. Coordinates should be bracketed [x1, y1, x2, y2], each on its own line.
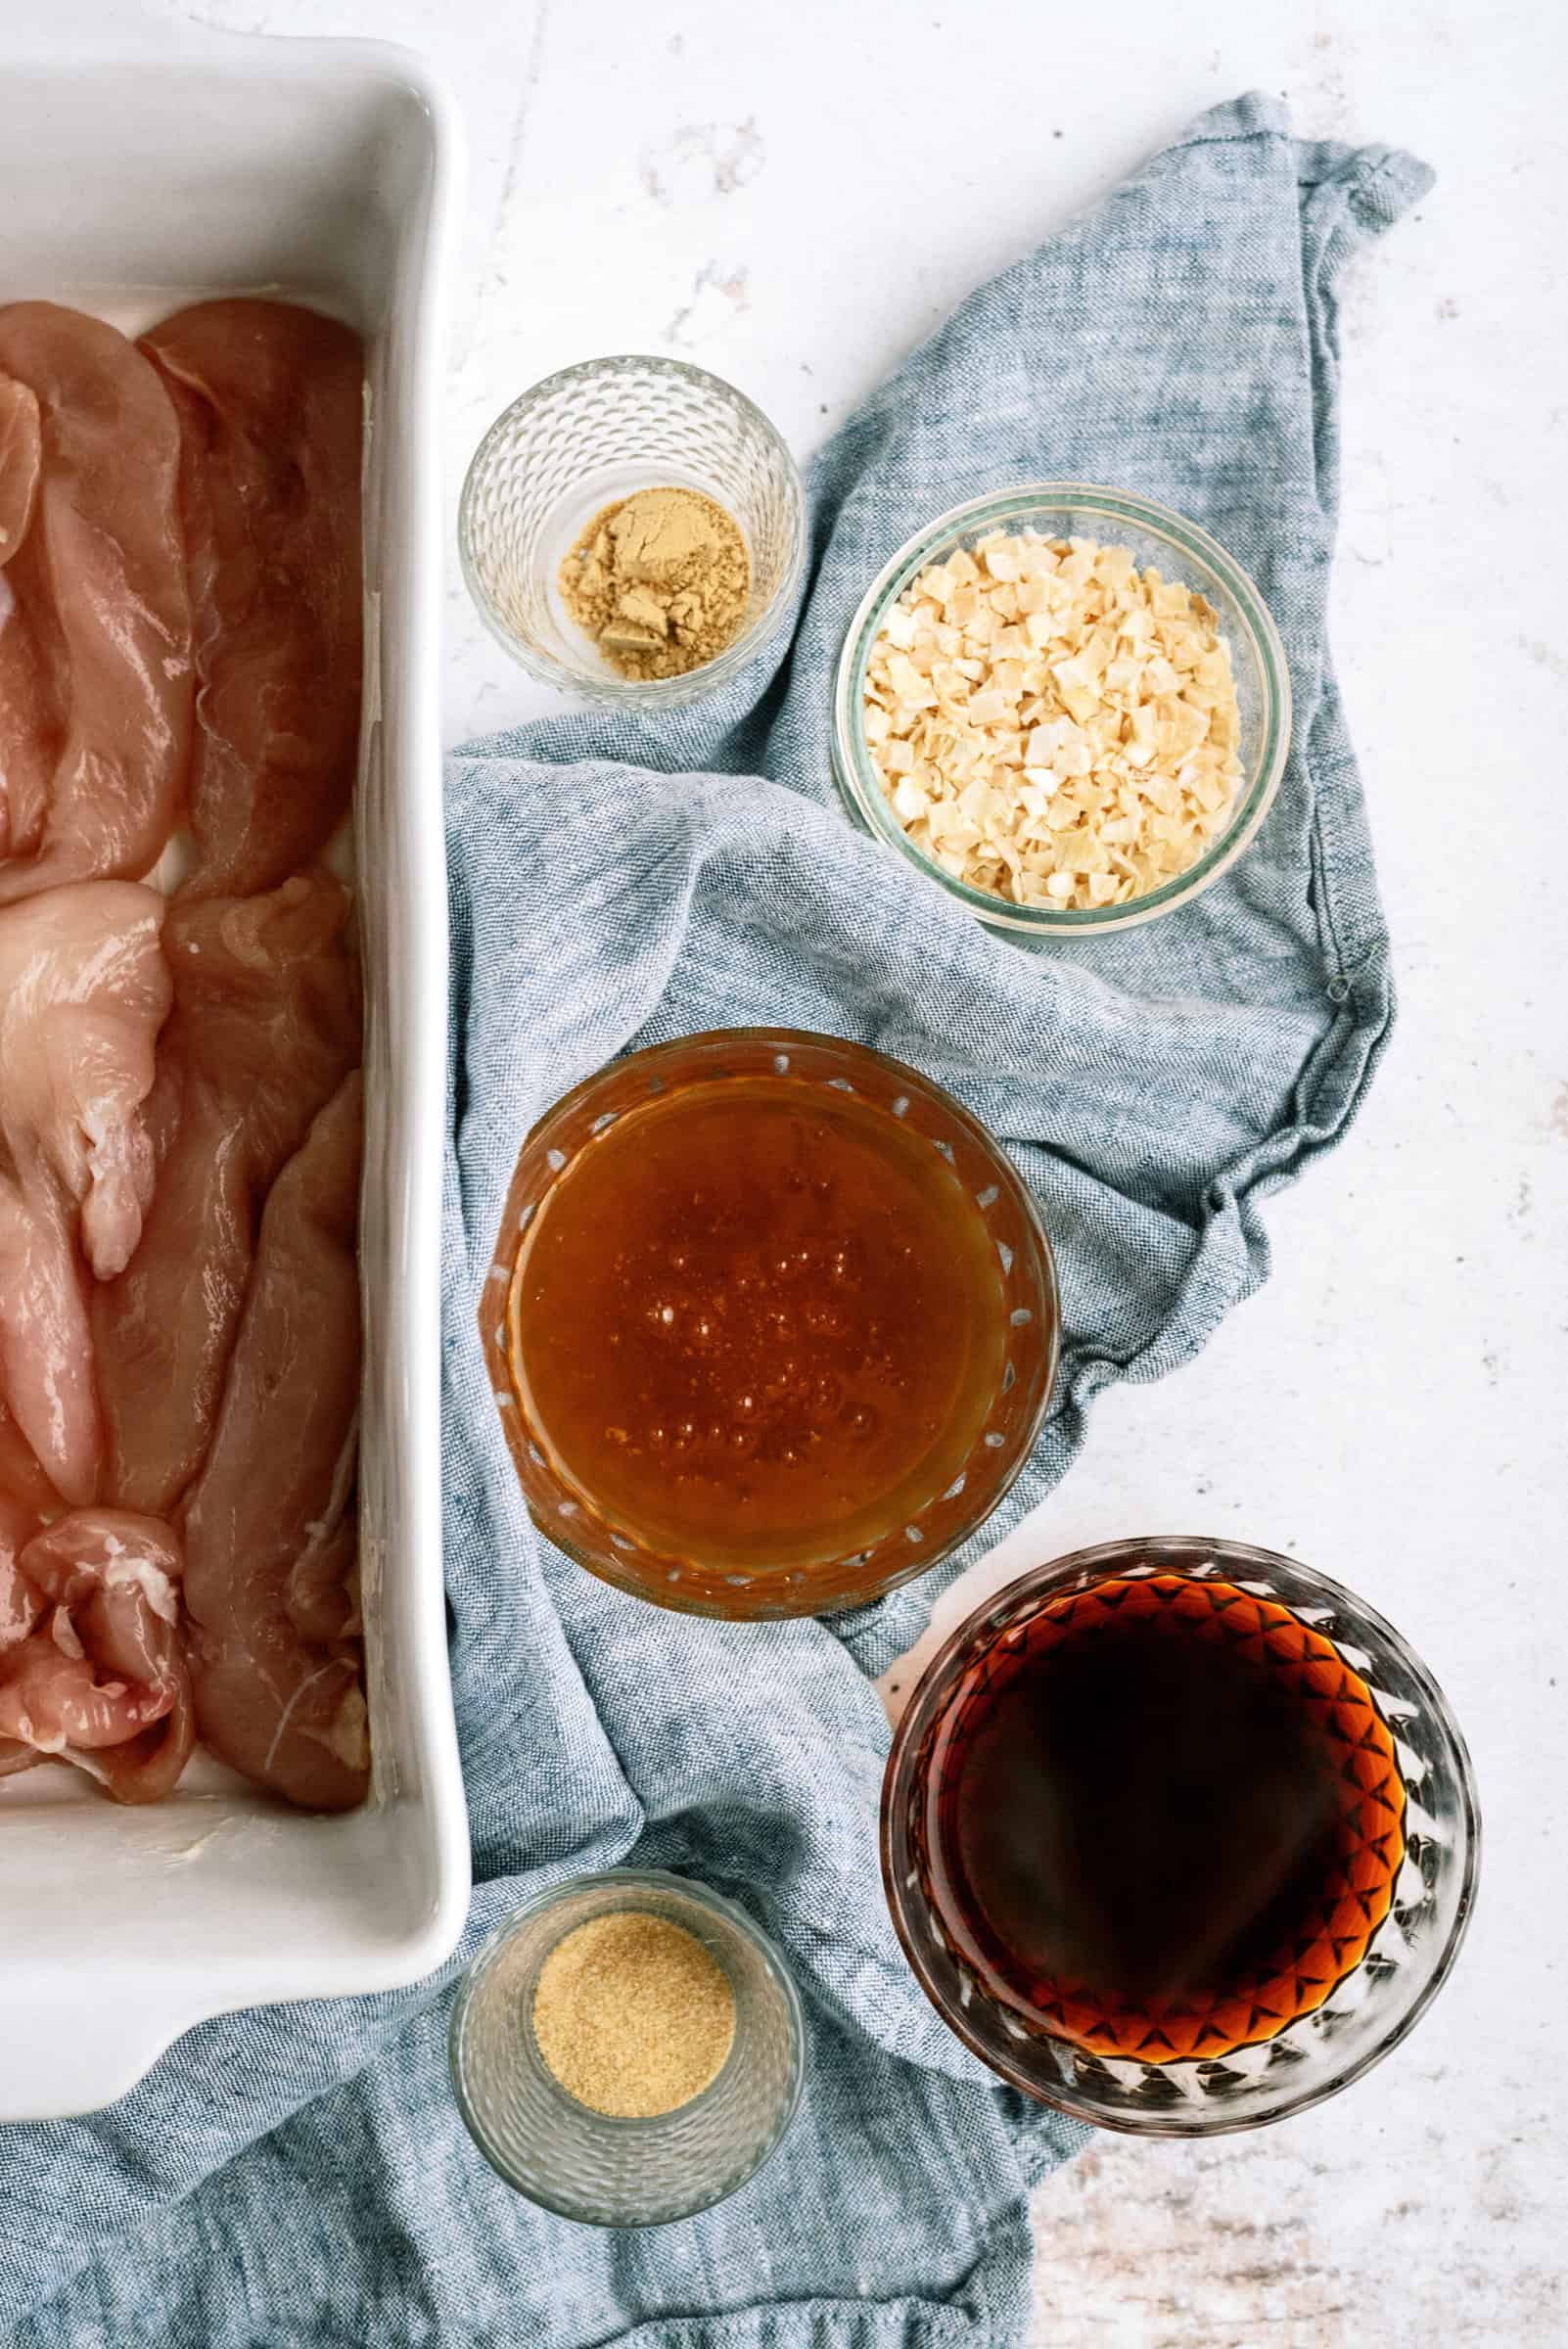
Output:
[509, 1075, 1007, 1567]
[922, 1574, 1406, 2061]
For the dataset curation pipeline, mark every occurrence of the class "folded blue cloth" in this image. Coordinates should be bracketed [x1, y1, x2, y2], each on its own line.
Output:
[0, 92, 1430, 2349]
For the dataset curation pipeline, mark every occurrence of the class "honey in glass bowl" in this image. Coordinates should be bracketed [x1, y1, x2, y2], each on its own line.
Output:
[481, 1032, 1059, 1618]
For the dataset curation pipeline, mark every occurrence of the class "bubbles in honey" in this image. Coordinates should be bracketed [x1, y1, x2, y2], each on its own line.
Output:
[509, 1075, 1008, 1569]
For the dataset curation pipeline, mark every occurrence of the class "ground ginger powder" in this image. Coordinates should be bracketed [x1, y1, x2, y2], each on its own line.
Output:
[558, 485, 751, 681]
[531, 1910, 737, 2117]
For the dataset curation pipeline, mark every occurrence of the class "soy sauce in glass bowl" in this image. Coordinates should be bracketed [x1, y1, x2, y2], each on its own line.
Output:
[882, 1537, 1479, 2135]
[480, 1030, 1059, 1619]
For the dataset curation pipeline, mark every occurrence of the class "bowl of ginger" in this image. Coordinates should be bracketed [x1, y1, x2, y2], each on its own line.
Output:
[460, 354, 805, 709]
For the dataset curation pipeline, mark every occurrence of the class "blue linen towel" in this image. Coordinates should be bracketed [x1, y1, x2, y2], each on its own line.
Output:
[0, 93, 1430, 2349]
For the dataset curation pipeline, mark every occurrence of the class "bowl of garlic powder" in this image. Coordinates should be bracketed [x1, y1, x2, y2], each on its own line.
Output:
[448, 1867, 806, 2227]
[460, 354, 805, 709]
[832, 484, 1291, 936]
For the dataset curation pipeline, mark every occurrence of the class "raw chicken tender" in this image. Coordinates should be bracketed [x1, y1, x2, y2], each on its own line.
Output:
[0, 881, 170, 1275]
[0, 1498, 45, 1781]
[0, 1180, 95, 1510]
[0, 1403, 58, 1520]
[0, 882, 170, 1502]
[0, 373, 53, 871]
[0, 1509, 192, 1804]
[185, 1072, 367, 1812]
[93, 871, 361, 1514]
[140, 299, 363, 898]
[0, 303, 192, 901]
[0, 374, 40, 565]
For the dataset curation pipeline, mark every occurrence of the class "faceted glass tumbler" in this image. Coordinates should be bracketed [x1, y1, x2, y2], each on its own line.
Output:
[448, 1869, 807, 2226]
[459, 354, 806, 709]
[882, 1537, 1479, 2136]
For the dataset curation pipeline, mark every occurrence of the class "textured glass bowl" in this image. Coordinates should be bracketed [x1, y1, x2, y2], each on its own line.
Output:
[832, 485, 1292, 937]
[449, 1869, 806, 2226]
[480, 1028, 1060, 1620]
[882, 1537, 1479, 2136]
[459, 354, 806, 709]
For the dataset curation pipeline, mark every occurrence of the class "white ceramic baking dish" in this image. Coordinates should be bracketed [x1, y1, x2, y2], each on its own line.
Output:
[0, 32, 470, 2120]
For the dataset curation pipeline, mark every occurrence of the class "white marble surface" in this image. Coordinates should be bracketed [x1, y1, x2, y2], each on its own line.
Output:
[61, 0, 1568, 2337]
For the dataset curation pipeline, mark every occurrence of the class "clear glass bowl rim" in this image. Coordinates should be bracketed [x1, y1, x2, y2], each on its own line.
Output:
[457, 351, 807, 708]
[880, 1534, 1481, 2136]
[448, 1865, 808, 2223]
[832, 484, 1294, 936]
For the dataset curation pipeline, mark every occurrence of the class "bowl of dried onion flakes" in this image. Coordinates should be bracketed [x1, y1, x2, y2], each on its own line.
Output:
[831, 484, 1291, 937]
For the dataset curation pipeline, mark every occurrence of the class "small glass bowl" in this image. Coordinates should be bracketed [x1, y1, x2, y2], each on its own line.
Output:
[459, 354, 806, 709]
[449, 1869, 806, 2227]
[832, 484, 1292, 937]
[882, 1537, 1479, 2137]
[479, 1028, 1060, 1620]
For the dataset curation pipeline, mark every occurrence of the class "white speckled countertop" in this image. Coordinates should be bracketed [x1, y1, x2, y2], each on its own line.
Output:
[69, 0, 1568, 2335]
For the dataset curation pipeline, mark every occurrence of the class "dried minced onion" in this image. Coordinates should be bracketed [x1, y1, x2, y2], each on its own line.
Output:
[862, 530, 1244, 913]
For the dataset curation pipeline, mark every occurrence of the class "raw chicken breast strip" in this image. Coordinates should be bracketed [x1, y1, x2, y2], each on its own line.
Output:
[0, 1510, 193, 1804]
[185, 1071, 367, 1813]
[0, 375, 40, 567]
[0, 1181, 96, 1511]
[0, 372, 49, 867]
[0, 881, 171, 1502]
[0, 304, 192, 902]
[0, 1488, 45, 1778]
[93, 871, 361, 1515]
[139, 299, 363, 898]
[0, 1401, 59, 1521]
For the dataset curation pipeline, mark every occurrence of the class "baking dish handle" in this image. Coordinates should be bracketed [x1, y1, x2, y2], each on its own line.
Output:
[1, 1979, 194, 2124]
